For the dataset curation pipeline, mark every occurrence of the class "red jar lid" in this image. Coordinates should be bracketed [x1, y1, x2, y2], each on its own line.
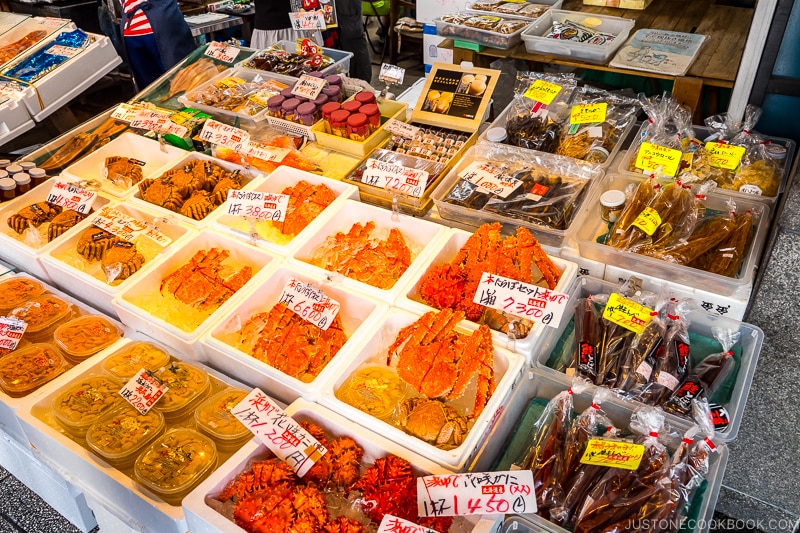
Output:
[360, 103, 380, 117]
[342, 100, 362, 114]
[355, 91, 376, 105]
[347, 113, 368, 127]
[321, 101, 341, 115]
[330, 109, 351, 123]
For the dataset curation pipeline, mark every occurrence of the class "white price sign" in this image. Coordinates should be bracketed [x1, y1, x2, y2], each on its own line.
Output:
[224, 189, 290, 222]
[91, 206, 172, 246]
[232, 388, 327, 477]
[204, 41, 241, 63]
[473, 272, 568, 328]
[39, 17, 65, 27]
[289, 10, 326, 30]
[110, 103, 143, 123]
[277, 278, 340, 330]
[245, 143, 290, 163]
[45, 45, 81, 58]
[458, 161, 520, 199]
[199, 119, 251, 152]
[45, 179, 97, 214]
[377, 515, 439, 533]
[119, 368, 169, 415]
[291, 74, 327, 100]
[379, 63, 405, 84]
[417, 470, 537, 517]
[361, 158, 429, 198]
[0, 317, 26, 352]
[384, 118, 420, 139]
[130, 110, 188, 137]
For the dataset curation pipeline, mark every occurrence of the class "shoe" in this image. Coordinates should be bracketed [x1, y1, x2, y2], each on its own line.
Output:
[376, 25, 387, 38]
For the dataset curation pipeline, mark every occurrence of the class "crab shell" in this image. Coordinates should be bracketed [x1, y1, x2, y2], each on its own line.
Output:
[180, 190, 215, 220]
[76, 226, 121, 261]
[162, 165, 204, 198]
[48, 210, 87, 242]
[140, 177, 184, 212]
[397, 397, 468, 447]
[7, 202, 62, 234]
[101, 241, 145, 281]
[105, 156, 144, 186]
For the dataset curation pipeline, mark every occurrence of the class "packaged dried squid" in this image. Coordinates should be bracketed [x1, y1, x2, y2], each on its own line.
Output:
[727, 105, 781, 196]
[689, 208, 755, 277]
[505, 72, 577, 152]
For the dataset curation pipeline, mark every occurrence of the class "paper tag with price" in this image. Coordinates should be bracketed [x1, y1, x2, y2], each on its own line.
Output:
[523, 79, 561, 105]
[45, 179, 97, 214]
[291, 74, 327, 100]
[361, 158, 429, 198]
[379, 63, 405, 84]
[384, 118, 419, 139]
[39, 17, 66, 27]
[289, 10, 326, 30]
[232, 388, 327, 477]
[91, 206, 172, 246]
[377, 515, 439, 533]
[473, 272, 568, 328]
[635, 142, 682, 177]
[204, 41, 241, 63]
[705, 142, 746, 170]
[0, 317, 27, 352]
[580, 439, 645, 470]
[119, 368, 168, 415]
[277, 278, 340, 330]
[570, 102, 607, 124]
[602, 293, 654, 335]
[199, 119, 251, 152]
[458, 161, 520, 199]
[225, 189, 290, 222]
[417, 470, 536, 517]
[110, 103, 143, 123]
[245, 143, 291, 163]
[130, 110, 188, 138]
[45, 45, 82, 58]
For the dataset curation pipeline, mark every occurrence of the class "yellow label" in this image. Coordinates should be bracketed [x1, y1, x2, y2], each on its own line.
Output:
[631, 206, 662, 236]
[580, 439, 646, 470]
[523, 80, 562, 105]
[570, 102, 607, 124]
[217, 76, 245, 89]
[705, 142, 746, 170]
[635, 142, 682, 177]
[602, 293, 654, 335]
[681, 152, 694, 172]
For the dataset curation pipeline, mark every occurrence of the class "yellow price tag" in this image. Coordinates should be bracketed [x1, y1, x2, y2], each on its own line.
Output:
[602, 293, 655, 335]
[635, 142, 683, 177]
[580, 439, 646, 470]
[570, 102, 607, 124]
[524, 80, 562, 105]
[631, 206, 662, 236]
[705, 142, 746, 170]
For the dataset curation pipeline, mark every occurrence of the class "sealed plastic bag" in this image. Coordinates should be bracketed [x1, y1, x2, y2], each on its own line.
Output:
[617, 297, 671, 393]
[689, 208, 754, 277]
[505, 72, 577, 152]
[728, 106, 781, 196]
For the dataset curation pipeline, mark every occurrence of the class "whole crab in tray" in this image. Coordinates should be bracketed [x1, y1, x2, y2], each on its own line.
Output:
[160, 248, 252, 311]
[397, 397, 468, 447]
[7, 202, 62, 234]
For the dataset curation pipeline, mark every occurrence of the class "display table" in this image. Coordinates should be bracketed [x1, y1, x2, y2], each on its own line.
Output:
[185, 13, 244, 38]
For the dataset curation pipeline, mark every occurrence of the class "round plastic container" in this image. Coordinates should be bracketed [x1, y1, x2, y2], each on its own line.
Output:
[0, 277, 45, 313]
[55, 315, 123, 363]
[134, 428, 218, 505]
[194, 388, 250, 450]
[9, 294, 74, 342]
[151, 361, 210, 420]
[0, 343, 67, 397]
[102, 341, 172, 381]
[86, 405, 165, 467]
[52, 375, 124, 437]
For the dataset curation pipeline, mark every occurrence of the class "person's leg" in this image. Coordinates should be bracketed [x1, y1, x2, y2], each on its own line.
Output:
[340, 36, 372, 83]
[124, 33, 166, 90]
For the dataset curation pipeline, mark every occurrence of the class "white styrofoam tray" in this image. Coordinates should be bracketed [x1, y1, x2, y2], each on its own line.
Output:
[112, 229, 277, 359]
[209, 165, 360, 257]
[318, 307, 525, 470]
[289, 199, 448, 305]
[62, 132, 187, 198]
[396, 227, 578, 361]
[0, 95, 34, 147]
[0, 13, 30, 36]
[0, 17, 73, 71]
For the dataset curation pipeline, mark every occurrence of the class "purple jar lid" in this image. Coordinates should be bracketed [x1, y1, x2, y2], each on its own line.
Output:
[267, 94, 286, 107]
[281, 88, 295, 99]
[313, 93, 329, 106]
[322, 85, 341, 97]
[324, 74, 342, 86]
[306, 71, 324, 78]
[282, 98, 301, 111]
[297, 102, 317, 116]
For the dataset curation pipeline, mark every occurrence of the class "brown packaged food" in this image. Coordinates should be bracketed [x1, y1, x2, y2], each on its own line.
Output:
[0, 277, 44, 311]
[606, 178, 657, 248]
[9, 294, 74, 341]
[0, 343, 67, 397]
[689, 211, 753, 277]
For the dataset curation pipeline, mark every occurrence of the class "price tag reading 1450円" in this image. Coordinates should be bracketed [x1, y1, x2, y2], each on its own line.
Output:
[224, 189, 290, 222]
[119, 368, 169, 415]
[417, 470, 536, 517]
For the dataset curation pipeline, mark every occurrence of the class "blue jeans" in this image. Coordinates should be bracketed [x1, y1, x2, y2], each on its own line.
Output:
[124, 33, 166, 90]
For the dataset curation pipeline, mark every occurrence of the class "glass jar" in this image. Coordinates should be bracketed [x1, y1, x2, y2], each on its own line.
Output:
[360, 103, 380, 134]
[0, 177, 16, 202]
[296, 102, 317, 126]
[19, 161, 35, 171]
[280, 88, 295, 99]
[324, 74, 342, 87]
[342, 100, 361, 114]
[0, 159, 9, 169]
[28, 168, 47, 188]
[5, 164, 22, 176]
[322, 85, 341, 103]
[312, 93, 329, 107]
[321, 102, 341, 134]
[347, 113, 370, 142]
[330, 109, 350, 137]
[281, 97, 301, 122]
[600, 189, 626, 223]
[355, 91, 376, 106]
[13, 172, 30, 196]
[267, 94, 285, 117]
[486, 127, 507, 143]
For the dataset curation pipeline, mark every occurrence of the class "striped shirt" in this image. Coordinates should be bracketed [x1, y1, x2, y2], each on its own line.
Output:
[122, 0, 153, 36]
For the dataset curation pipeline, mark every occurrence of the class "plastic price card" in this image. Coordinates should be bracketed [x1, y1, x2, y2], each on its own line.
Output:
[523, 80, 561, 105]
[384, 118, 419, 139]
[705, 142, 746, 170]
[0, 317, 26, 352]
[291, 74, 327, 100]
[361, 158, 429, 198]
[473, 272, 568, 328]
[377, 515, 439, 533]
[224, 189, 290, 222]
[110, 103, 142, 123]
[119, 368, 168, 415]
[45, 45, 81, 58]
[45, 179, 97, 214]
[245, 143, 290, 163]
[635, 142, 682, 176]
[602, 293, 654, 335]
[580, 439, 645, 470]
[204, 41, 241, 63]
[130, 110, 188, 137]
[379, 63, 405, 84]
[417, 470, 536, 517]
[570, 102, 607, 124]
[458, 161, 520, 199]
[277, 278, 340, 331]
[199, 119, 250, 152]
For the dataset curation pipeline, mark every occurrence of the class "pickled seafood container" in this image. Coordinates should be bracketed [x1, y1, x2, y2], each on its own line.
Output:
[210, 166, 359, 257]
[289, 199, 448, 304]
[0, 17, 73, 70]
[113, 229, 277, 358]
[85, 405, 166, 467]
[62, 132, 187, 199]
[0, 95, 34, 148]
[41, 201, 195, 317]
[9, 293, 75, 342]
[51, 373, 124, 437]
[397, 227, 578, 360]
[54, 314, 123, 363]
[193, 387, 251, 450]
[0, 343, 67, 397]
[319, 308, 525, 470]
[101, 340, 172, 381]
[200, 265, 387, 403]
[150, 360, 211, 420]
[0, 275, 45, 313]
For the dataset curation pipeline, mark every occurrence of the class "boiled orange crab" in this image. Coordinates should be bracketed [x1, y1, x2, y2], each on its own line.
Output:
[298, 421, 363, 490]
[76, 226, 121, 261]
[396, 397, 468, 447]
[139, 177, 184, 212]
[212, 173, 242, 206]
[160, 248, 253, 311]
[104, 156, 143, 186]
[7, 202, 62, 234]
[101, 241, 145, 281]
[180, 190, 215, 220]
[48, 209, 87, 242]
[273, 180, 337, 237]
[219, 458, 295, 502]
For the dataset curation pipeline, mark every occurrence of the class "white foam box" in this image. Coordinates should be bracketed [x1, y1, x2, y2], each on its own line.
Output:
[200, 265, 387, 403]
[40, 201, 196, 317]
[209, 165, 360, 258]
[289, 198, 448, 305]
[184, 398, 501, 533]
[0, 182, 113, 282]
[0, 13, 30, 36]
[396, 227, 578, 362]
[112, 229, 278, 359]
[0, 95, 34, 147]
[0, 17, 73, 70]
[318, 307, 525, 471]
[127, 151, 264, 229]
[61, 132, 187, 199]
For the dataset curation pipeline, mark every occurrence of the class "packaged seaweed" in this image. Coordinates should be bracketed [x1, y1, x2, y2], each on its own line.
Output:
[689, 208, 754, 277]
[574, 297, 603, 382]
[505, 72, 576, 152]
[606, 175, 659, 248]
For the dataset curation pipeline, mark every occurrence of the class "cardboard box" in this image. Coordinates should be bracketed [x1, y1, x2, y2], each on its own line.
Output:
[424, 25, 454, 66]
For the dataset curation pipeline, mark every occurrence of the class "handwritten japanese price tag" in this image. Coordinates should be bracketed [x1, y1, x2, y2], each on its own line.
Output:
[472, 272, 568, 328]
[110, 103, 142, 123]
[580, 439, 645, 470]
[523, 80, 561, 105]
[289, 10, 326, 30]
[232, 388, 327, 477]
[277, 278, 340, 330]
[45, 179, 97, 214]
[377, 515, 439, 533]
[602, 293, 654, 335]
[361, 158, 429, 198]
[224, 189, 290, 222]
[379, 63, 405, 84]
[635, 142, 682, 177]
[705, 142, 746, 170]
[204, 41, 241, 63]
[631, 206, 662, 236]
[119, 368, 169, 415]
[458, 161, 520, 199]
[40, 17, 66, 27]
[384, 118, 420, 139]
[417, 470, 536, 517]
[0, 317, 27, 352]
[570, 102, 607, 124]
[245, 143, 291, 163]
[199, 119, 251, 152]
[291, 74, 327, 100]
[91, 206, 172, 246]
[130, 110, 188, 137]
[45, 45, 82, 58]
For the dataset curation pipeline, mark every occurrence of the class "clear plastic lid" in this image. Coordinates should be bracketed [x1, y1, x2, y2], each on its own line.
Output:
[194, 387, 250, 443]
[0, 343, 66, 397]
[0, 278, 45, 311]
[55, 315, 122, 360]
[52, 375, 123, 436]
[86, 405, 165, 465]
[9, 294, 74, 338]
[102, 341, 172, 381]
[151, 361, 210, 417]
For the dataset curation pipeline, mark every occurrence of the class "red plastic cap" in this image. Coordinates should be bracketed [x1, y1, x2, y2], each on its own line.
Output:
[347, 113, 368, 127]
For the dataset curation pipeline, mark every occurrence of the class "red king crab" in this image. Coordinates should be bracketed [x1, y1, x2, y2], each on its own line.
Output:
[159, 248, 252, 311]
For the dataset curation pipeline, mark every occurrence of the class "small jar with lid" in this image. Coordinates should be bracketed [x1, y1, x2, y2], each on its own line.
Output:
[5, 164, 22, 176]
[280, 87, 295, 99]
[312, 93, 329, 108]
[354, 91, 376, 106]
[342, 99, 361, 115]
[324, 74, 342, 87]
[347, 113, 370, 142]
[322, 84, 342, 103]
[0, 177, 16, 202]
[281, 98, 301, 122]
[28, 168, 47, 188]
[360, 103, 380, 134]
[19, 162, 35, 172]
[586, 146, 610, 164]
[0, 170, 7, 181]
[306, 71, 324, 78]
[600, 189, 626, 223]
[330, 109, 351, 137]
[13, 172, 30, 196]
[321, 102, 341, 134]
[267, 94, 286, 117]
[0, 159, 9, 169]
[486, 127, 507, 143]
[296, 102, 318, 126]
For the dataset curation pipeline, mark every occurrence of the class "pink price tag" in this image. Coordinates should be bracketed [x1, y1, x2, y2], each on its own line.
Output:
[417, 470, 537, 517]
[199, 119, 250, 153]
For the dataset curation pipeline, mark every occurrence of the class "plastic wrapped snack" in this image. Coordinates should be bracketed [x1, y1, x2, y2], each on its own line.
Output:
[185, 75, 288, 115]
[544, 19, 616, 45]
[689, 209, 754, 277]
[438, 13, 530, 47]
[242, 43, 334, 76]
[346, 148, 448, 197]
[470, 0, 550, 17]
[627, 93, 688, 174]
[213, 126, 323, 174]
[383, 124, 470, 165]
[505, 72, 577, 153]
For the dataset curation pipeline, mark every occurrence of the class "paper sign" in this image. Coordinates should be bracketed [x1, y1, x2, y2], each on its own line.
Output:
[91, 206, 172, 246]
[384, 118, 420, 139]
[45, 45, 81, 58]
[377, 515, 439, 533]
[602, 293, 654, 335]
[130, 110, 188, 138]
[631, 206, 662, 236]
[289, 10, 326, 30]
[204, 41, 241, 63]
[110, 103, 143, 123]
[119, 368, 169, 415]
[40, 17, 66, 27]
[277, 278, 340, 330]
[635, 142, 682, 177]
[361, 158, 429, 198]
[473, 272, 568, 328]
[0, 317, 26, 352]
[458, 161, 520, 199]
[291, 74, 327, 100]
[570, 102, 607, 124]
[705, 142, 746, 170]
[245, 143, 291, 163]
[580, 439, 645, 470]
[739, 184, 762, 195]
[232, 388, 327, 477]
[199, 119, 250, 152]
[45, 179, 97, 214]
[224, 189, 290, 222]
[417, 470, 536, 517]
[379, 63, 405, 84]
[523, 80, 561, 105]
